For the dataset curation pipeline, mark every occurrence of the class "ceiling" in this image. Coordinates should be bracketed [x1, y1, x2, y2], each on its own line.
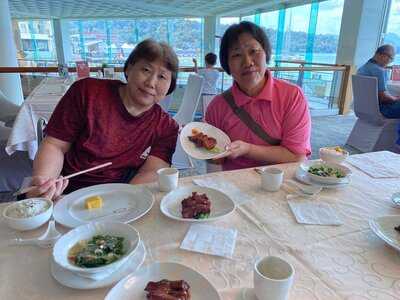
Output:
[8, 0, 326, 19]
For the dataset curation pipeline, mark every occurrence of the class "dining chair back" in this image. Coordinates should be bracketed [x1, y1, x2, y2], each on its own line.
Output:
[173, 74, 204, 126]
[171, 74, 204, 170]
[346, 75, 400, 153]
[0, 89, 20, 127]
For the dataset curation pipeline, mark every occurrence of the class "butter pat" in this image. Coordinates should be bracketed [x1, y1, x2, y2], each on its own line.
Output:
[85, 196, 103, 210]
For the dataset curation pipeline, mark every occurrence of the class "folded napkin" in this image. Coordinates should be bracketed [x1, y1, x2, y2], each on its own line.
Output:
[193, 178, 252, 206]
[180, 224, 237, 258]
[288, 200, 343, 226]
[346, 151, 400, 178]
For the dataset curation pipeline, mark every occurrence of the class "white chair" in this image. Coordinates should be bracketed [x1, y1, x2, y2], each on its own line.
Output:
[0, 89, 20, 127]
[37, 117, 47, 148]
[172, 74, 204, 170]
[173, 74, 204, 126]
[346, 75, 400, 153]
[159, 94, 173, 112]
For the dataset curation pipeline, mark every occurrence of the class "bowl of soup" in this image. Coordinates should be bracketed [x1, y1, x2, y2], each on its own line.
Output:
[53, 221, 140, 278]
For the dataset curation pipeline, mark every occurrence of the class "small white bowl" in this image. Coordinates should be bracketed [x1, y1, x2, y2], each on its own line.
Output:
[53, 221, 140, 278]
[2, 198, 53, 231]
[319, 147, 349, 164]
[306, 162, 352, 185]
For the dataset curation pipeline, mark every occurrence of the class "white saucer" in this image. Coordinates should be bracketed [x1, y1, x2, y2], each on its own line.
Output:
[50, 241, 146, 289]
[241, 288, 257, 300]
[295, 166, 350, 189]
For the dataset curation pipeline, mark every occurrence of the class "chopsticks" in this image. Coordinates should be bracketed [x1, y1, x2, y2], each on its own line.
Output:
[13, 162, 113, 196]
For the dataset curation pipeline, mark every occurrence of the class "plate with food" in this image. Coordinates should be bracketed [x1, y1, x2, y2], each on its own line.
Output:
[53, 183, 154, 228]
[160, 186, 235, 222]
[369, 215, 400, 252]
[319, 146, 349, 164]
[295, 161, 350, 188]
[105, 262, 220, 300]
[53, 221, 140, 279]
[51, 240, 146, 289]
[301, 161, 352, 185]
[180, 122, 230, 160]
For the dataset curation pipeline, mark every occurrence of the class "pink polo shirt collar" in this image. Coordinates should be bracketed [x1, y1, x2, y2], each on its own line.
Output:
[231, 69, 274, 106]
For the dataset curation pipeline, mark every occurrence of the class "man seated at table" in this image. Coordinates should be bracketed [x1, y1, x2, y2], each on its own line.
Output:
[25, 39, 179, 201]
[357, 44, 400, 118]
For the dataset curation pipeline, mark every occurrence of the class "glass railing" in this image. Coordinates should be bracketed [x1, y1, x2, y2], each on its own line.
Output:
[1, 61, 352, 115]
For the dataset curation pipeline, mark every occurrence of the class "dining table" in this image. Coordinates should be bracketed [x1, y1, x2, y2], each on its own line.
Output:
[387, 80, 400, 97]
[5, 76, 71, 160]
[0, 152, 400, 300]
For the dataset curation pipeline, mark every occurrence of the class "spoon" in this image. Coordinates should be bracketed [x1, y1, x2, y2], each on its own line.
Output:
[10, 220, 62, 248]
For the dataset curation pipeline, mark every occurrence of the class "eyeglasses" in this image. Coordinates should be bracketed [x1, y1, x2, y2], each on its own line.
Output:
[383, 53, 394, 61]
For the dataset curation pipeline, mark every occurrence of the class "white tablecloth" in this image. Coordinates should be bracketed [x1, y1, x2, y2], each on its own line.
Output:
[387, 80, 400, 96]
[1, 153, 400, 299]
[5, 77, 69, 160]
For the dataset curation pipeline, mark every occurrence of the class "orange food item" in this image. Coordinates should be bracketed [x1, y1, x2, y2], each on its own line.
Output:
[188, 129, 217, 150]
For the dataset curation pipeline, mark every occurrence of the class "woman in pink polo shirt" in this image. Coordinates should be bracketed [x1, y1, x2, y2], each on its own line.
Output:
[205, 21, 311, 171]
[25, 39, 179, 200]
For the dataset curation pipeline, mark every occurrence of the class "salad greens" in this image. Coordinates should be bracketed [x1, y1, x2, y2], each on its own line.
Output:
[308, 165, 345, 178]
[195, 213, 210, 219]
[68, 235, 125, 268]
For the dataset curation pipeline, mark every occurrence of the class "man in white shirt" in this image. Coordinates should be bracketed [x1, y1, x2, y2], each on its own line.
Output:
[193, 52, 220, 115]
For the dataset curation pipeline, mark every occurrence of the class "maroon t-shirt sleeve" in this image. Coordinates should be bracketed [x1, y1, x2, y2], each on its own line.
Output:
[44, 79, 87, 143]
[149, 114, 179, 164]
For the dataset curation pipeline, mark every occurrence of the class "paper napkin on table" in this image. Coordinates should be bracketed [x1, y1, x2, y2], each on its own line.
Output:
[346, 151, 400, 178]
[180, 224, 237, 258]
[193, 178, 252, 205]
[288, 200, 343, 226]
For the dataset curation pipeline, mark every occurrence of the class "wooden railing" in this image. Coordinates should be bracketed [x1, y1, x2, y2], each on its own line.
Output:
[0, 64, 353, 114]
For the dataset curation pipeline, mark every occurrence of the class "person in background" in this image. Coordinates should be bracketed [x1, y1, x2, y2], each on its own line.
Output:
[26, 39, 179, 201]
[193, 53, 220, 95]
[205, 21, 311, 171]
[357, 44, 400, 118]
[193, 53, 220, 114]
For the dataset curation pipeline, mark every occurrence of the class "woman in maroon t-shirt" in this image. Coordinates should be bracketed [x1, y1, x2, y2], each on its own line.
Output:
[27, 39, 179, 200]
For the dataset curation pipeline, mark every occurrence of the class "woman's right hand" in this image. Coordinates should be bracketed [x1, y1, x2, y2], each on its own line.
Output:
[26, 176, 69, 201]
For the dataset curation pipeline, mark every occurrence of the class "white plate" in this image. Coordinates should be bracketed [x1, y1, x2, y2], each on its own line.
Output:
[369, 215, 400, 251]
[160, 186, 235, 222]
[180, 122, 231, 160]
[301, 161, 352, 184]
[54, 184, 154, 228]
[51, 241, 146, 289]
[105, 262, 220, 300]
[295, 164, 350, 189]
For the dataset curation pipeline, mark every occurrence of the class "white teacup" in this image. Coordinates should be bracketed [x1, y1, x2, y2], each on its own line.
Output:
[157, 167, 179, 192]
[260, 168, 283, 192]
[254, 256, 294, 300]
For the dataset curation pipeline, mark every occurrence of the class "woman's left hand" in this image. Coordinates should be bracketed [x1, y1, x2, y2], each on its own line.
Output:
[225, 140, 251, 159]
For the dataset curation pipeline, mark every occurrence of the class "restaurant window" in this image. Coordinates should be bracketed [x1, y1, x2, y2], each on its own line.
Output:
[280, 5, 311, 63]
[383, 0, 400, 65]
[67, 18, 203, 67]
[312, 0, 344, 64]
[16, 19, 56, 63]
[260, 10, 279, 64]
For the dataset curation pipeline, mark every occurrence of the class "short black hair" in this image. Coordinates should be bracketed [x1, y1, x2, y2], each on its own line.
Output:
[205, 52, 217, 66]
[219, 21, 271, 75]
[376, 44, 395, 55]
[124, 39, 179, 95]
